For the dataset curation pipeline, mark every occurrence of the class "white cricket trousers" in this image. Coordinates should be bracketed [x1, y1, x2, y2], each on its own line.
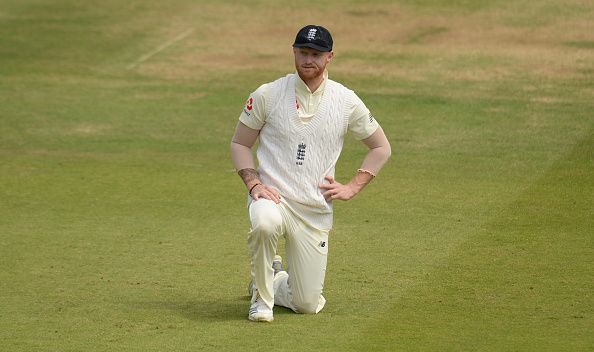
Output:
[247, 198, 329, 314]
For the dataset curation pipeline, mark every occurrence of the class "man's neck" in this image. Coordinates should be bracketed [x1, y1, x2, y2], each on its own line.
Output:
[304, 77, 324, 93]
[298, 73, 325, 93]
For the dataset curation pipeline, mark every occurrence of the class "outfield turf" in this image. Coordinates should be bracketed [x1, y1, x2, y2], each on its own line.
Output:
[1, 0, 592, 351]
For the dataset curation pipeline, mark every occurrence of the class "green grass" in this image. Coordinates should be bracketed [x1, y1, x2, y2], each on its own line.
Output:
[1, 0, 593, 351]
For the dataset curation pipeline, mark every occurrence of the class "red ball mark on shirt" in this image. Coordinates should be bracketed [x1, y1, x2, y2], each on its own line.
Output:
[246, 97, 253, 111]
[296, 99, 300, 110]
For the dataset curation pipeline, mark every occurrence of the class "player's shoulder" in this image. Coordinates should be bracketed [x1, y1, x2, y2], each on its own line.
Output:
[274, 73, 297, 88]
[252, 74, 294, 96]
[251, 82, 271, 97]
[327, 78, 357, 94]
[327, 78, 361, 103]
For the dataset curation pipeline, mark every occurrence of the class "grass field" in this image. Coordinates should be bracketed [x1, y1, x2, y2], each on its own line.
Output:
[1, 0, 592, 351]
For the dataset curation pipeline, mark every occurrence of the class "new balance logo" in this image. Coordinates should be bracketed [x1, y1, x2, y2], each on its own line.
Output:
[296, 142, 306, 165]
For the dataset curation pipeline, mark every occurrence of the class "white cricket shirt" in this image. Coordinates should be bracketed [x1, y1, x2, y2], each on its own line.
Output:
[239, 72, 379, 230]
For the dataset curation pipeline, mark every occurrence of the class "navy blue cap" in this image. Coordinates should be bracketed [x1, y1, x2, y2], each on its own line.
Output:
[292, 25, 333, 52]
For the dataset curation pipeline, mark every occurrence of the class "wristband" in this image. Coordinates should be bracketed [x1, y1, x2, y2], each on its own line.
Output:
[357, 168, 377, 177]
[249, 183, 262, 196]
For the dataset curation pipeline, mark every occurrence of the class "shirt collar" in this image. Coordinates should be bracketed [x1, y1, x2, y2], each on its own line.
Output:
[295, 70, 328, 96]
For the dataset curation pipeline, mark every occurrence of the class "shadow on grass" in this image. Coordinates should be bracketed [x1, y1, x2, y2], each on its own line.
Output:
[132, 295, 296, 322]
[130, 296, 246, 322]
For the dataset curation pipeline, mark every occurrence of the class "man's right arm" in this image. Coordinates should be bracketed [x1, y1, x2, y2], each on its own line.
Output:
[230, 122, 281, 203]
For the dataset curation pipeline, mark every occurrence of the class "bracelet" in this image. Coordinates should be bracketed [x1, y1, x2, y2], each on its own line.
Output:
[248, 183, 262, 196]
[357, 168, 377, 177]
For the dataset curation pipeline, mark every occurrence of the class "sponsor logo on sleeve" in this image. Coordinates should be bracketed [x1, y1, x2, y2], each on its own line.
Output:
[243, 97, 253, 116]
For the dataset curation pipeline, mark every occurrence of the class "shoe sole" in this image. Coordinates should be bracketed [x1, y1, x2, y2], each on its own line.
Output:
[248, 316, 273, 322]
[248, 314, 273, 322]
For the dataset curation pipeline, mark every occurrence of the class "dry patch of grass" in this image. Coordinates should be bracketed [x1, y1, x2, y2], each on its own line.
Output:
[69, 123, 111, 136]
[128, 1, 592, 98]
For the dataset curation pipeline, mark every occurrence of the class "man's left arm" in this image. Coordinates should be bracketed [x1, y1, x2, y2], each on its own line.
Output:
[320, 126, 391, 201]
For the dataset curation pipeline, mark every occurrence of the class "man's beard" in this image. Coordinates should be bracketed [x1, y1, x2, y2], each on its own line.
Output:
[297, 66, 322, 81]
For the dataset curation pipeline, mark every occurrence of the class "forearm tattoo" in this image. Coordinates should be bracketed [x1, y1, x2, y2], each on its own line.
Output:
[238, 168, 260, 186]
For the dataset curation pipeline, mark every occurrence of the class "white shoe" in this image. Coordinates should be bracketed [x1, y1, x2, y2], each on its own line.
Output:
[248, 296, 273, 322]
[272, 255, 284, 275]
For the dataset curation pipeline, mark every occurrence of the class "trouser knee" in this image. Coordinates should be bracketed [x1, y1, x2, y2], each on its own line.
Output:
[249, 207, 282, 241]
[293, 296, 322, 314]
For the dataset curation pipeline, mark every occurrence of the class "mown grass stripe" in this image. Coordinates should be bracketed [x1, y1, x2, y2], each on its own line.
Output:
[351, 129, 594, 351]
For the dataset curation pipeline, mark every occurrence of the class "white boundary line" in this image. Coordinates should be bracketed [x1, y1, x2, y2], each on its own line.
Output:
[126, 28, 194, 70]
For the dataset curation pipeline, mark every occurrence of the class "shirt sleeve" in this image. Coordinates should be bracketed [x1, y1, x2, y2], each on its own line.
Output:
[347, 91, 380, 140]
[238, 83, 269, 130]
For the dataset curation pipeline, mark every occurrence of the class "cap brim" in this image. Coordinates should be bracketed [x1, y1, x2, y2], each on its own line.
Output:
[292, 43, 332, 52]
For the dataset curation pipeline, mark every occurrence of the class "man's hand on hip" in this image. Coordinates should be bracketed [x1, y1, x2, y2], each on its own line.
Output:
[319, 176, 358, 202]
